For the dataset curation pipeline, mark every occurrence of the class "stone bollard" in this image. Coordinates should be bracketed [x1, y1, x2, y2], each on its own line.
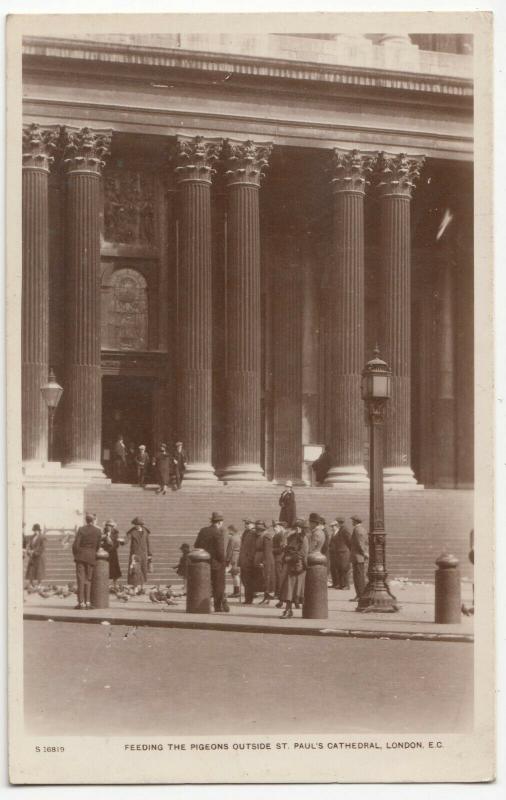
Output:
[186, 549, 212, 614]
[435, 553, 461, 624]
[90, 548, 110, 609]
[303, 552, 328, 619]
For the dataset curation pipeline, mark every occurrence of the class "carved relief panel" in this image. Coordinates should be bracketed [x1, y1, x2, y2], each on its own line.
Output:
[103, 170, 155, 245]
[101, 267, 149, 351]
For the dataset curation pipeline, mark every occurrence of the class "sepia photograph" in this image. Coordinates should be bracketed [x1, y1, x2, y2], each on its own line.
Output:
[7, 10, 495, 785]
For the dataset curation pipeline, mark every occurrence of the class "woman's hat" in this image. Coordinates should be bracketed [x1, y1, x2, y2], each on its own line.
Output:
[337, 516, 345, 523]
[330, 519, 339, 527]
[227, 524, 238, 533]
[243, 517, 254, 524]
[285, 480, 293, 488]
[104, 519, 116, 527]
[180, 543, 190, 551]
[351, 514, 362, 523]
[255, 520, 267, 530]
[175, 440, 183, 446]
[131, 516, 144, 526]
[210, 511, 224, 523]
[32, 523, 41, 531]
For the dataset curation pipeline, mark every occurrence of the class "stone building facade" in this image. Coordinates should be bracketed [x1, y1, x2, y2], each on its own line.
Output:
[21, 32, 474, 512]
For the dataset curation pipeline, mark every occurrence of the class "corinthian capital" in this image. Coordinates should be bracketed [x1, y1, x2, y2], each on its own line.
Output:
[174, 136, 222, 184]
[376, 152, 425, 198]
[62, 127, 112, 176]
[330, 148, 376, 194]
[223, 139, 273, 188]
[22, 123, 59, 171]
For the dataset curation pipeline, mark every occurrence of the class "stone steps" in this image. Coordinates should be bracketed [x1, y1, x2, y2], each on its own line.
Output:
[34, 485, 474, 584]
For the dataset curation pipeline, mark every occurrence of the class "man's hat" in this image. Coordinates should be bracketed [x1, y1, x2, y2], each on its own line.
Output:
[285, 480, 293, 488]
[294, 518, 306, 528]
[336, 516, 345, 523]
[243, 517, 254, 524]
[32, 523, 41, 531]
[131, 516, 144, 526]
[175, 441, 183, 446]
[351, 514, 362, 523]
[308, 512, 320, 523]
[180, 543, 190, 551]
[160, 443, 168, 450]
[104, 519, 117, 527]
[210, 511, 224, 523]
[255, 520, 267, 530]
[330, 519, 339, 527]
[227, 524, 238, 533]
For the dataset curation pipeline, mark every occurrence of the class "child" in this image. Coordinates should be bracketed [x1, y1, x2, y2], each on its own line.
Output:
[128, 554, 143, 594]
[174, 543, 190, 594]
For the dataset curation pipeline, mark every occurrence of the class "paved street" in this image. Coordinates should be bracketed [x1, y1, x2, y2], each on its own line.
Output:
[24, 620, 473, 736]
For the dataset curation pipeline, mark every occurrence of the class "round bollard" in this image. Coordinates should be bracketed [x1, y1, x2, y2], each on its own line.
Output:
[302, 552, 328, 620]
[90, 548, 110, 609]
[186, 549, 212, 614]
[435, 553, 461, 624]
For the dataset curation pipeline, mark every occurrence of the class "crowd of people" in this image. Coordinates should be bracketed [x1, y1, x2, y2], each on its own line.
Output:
[192, 503, 368, 617]
[110, 438, 188, 493]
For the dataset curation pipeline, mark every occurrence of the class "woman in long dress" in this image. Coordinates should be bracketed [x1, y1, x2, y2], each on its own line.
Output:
[102, 519, 124, 588]
[279, 520, 309, 618]
[125, 516, 152, 593]
[25, 524, 47, 587]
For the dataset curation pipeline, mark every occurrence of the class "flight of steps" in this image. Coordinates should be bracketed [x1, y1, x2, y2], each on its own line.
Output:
[40, 485, 474, 585]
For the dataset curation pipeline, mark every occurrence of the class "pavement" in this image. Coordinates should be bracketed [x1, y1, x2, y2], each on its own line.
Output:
[23, 580, 474, 643]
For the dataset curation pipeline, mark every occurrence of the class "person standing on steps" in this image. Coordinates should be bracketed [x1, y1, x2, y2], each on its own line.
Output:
[194, 512, 229, 612]
[135, 445, 150, 488]
[171, 440, 188, 490]
[279, 481, 296, 528]
[72, 513, 102, 609]
[311, 444, 333, 485]
[112, 434, 127, 484]
[153, 443, 171, 494]
[125, 517, 152, 594]
[350, 514, 369, 601]
[225, 524, 241, 599]
[238, 518, 257, 605]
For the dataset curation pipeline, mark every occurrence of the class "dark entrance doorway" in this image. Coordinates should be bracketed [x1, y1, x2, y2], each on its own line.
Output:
[102, 376, 155, 480]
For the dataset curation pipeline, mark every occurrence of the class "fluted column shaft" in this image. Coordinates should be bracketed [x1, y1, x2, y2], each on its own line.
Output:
[222, 140, 272, 481]
[325, 150, 374, 485]
[435, 245, 456, 487]
[22, 124, 58, 461]
[63, 127, 111, 473]
[378, 153, 424, 485]
[174, 136, 221, 481]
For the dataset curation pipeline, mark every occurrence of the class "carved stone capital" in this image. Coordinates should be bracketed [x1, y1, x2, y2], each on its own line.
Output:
[223, 139, 273, 188]
[376, 152, 425, 198]
[174, 136, 222, 184]
[330, 148, 376, 194]
[63, 127, 112, 176]
[22, 123, 59, 171]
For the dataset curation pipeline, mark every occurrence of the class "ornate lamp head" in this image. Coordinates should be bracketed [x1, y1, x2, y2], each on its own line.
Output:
[361, 346, 392, 402]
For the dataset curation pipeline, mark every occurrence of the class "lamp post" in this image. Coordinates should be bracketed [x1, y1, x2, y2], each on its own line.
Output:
[40, 369, 63, 462]
[357, 347, 399, 613]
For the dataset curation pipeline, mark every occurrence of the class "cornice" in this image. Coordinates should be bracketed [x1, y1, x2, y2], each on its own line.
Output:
[22, 36, 473, 99]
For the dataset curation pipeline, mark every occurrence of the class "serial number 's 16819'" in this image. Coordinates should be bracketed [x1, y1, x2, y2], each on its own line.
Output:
[35, 746, 65, 753]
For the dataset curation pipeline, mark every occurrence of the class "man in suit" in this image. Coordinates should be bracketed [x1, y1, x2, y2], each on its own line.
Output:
[350, 514, 369, 600]
[171, 440, 188, 490]
[112, 435, 127, 483]
[329, 516, 352, 589]
[238, 518, 257, 605]
[72, 512, 102, 609]
[194, 512, 229, 612]
[135, 444, 150, 487]
[278, 481, 296, 528]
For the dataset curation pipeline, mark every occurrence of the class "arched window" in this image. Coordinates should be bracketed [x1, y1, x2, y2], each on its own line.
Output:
[101, 267, 148, 351]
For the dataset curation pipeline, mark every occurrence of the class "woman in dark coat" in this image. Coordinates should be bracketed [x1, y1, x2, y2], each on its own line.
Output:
[279, 520, 309, 618]
[278, 481, 296, 527]
[153, 444, 171, 495]
[125, 517, 152, 591]
[258, 523, 276, 605]
[102, 519, 124, 587]
[25, 523, 46, 586]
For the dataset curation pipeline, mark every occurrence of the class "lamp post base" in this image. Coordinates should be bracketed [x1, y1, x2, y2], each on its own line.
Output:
[356, 582, 400, 613]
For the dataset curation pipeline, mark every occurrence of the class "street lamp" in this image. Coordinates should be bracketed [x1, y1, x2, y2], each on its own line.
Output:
[40, 369, 63, 462]
[358, 347, 399, 613]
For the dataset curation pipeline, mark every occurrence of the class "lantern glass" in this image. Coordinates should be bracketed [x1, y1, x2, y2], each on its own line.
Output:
[371, 374, 390, 398]
[40, 377, 63, 409]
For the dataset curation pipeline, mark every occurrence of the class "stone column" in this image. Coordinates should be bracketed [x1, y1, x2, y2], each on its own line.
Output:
[435, 244, 457, 487]
[325, 149, 375, 485]
[62, 127, 111, 476]
[377, 152, 424, 486]
[22, 123, 59, 461]
[174, 136, 221, 482]
[221, 140, 272, 481]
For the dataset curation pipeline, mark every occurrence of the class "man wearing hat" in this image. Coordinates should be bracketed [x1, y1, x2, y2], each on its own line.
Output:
[308, 512, 326, 553]
[72, 513, 102, 609]
[278, 481, 296, 528]
[328, 517, 352, 589]
[171, 440, 188, 490]
[194, 512, 229, 612]
[350, 515, 369, 600]
[238, 518, 258, 604]
[272, 520, 288, 606]
[256, 521, 276, 605]
[225, 524, 241, 598]
[125, 516, 152, 593]
[153, 443, 171, 494]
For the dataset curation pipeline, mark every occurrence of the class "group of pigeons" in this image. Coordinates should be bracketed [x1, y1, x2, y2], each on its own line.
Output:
[25, 582, 185, 608]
